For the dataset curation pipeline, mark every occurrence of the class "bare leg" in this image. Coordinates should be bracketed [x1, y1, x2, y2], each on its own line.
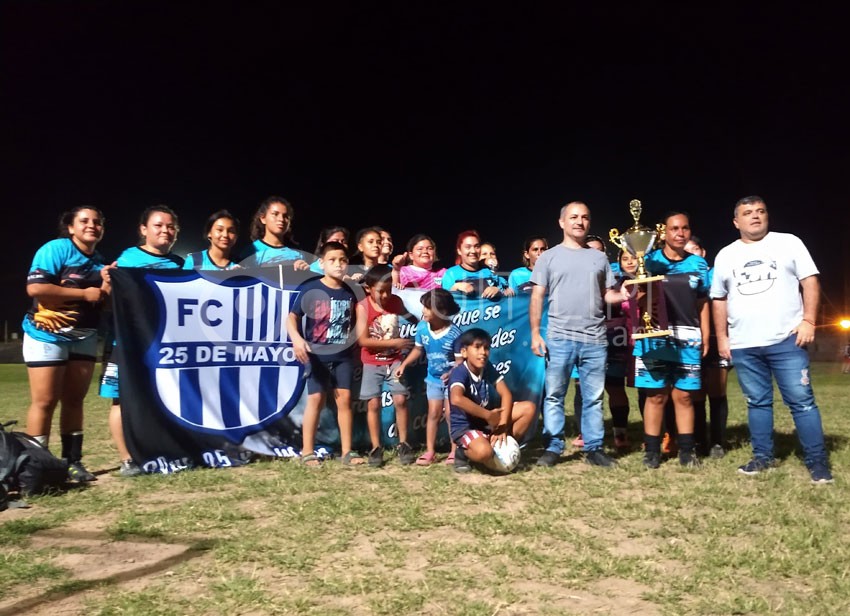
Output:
[510, 401, 536, 442]
[109, 403, 132, 461]
[424, 398, 442, 454]
[25, 365, 64, 440]
[642, 388, 670, 437]
[300, 392, 326, 464]
[393, 394, 409, 444]
[366, 397, 382, 450]
[335, 389, 355, 457]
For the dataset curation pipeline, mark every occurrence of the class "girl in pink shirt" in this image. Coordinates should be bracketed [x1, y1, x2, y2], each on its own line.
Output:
[392, 234, 447, 290]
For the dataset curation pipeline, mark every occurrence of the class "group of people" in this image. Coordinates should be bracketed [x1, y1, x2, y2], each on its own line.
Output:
[20, 194, 833, 484]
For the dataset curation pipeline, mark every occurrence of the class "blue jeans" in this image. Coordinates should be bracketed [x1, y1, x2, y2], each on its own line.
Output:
[731, 335, 828, 467]
[542, 336, 607, 453]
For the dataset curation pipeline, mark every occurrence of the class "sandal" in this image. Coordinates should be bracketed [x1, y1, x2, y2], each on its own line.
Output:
[300, 453, 322, 468]
[341, 451, 365, 466]
[416, 451, 436, 466]
[445, 451, 456, 465]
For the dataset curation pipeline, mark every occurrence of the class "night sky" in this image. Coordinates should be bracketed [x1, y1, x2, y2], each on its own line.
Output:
[3, 2, 849, 330]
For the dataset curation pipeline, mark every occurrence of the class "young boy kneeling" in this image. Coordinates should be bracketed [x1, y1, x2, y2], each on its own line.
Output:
[448, 328, 535, 473]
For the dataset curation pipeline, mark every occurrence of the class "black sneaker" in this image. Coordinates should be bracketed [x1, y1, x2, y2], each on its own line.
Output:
[808, 461, 834, 484]
[679, 450, 702, 468]
[737, 458, 776, 476]
[68, 461, 97, 483]
[536, 450, 560, 467]
[584, 450, 617, 468]
[643, 451, 661, 469]
[119, 459, 142, 478]
[453, 448, 472, 473]
[397, 442, 415, 465]
[368, 446, 384, 468]
[709, 444, 726, 459]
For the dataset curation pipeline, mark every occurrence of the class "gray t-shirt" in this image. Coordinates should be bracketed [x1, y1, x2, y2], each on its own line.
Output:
[530, 244, 616, 343]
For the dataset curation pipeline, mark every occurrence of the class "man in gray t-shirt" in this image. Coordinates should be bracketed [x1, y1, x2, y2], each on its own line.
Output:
[530, 201, 623, 467]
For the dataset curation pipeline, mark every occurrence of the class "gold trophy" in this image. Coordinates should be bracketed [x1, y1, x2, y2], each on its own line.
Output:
[609, 199, 671, 339]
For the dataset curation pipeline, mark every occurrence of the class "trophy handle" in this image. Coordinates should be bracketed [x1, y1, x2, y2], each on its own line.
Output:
[655, 223, 666, 249]
[609, 229, 624, 251]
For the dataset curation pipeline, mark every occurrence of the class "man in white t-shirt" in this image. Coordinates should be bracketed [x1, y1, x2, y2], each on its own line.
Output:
[710, 196, 832, 484]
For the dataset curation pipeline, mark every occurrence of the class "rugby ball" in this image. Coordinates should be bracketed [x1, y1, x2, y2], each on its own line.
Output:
[489, 436, 521, 473]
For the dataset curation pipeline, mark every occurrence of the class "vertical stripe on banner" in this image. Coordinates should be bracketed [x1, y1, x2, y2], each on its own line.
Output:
[232, 288, 240, 341]
[245, 286, 255, 340]
[179, 369, 203, 425]
[259, 285, 269, 341]
[273, 289, 282, 342]
[219, 367, 242, 429]
[258, 366, 280, 421]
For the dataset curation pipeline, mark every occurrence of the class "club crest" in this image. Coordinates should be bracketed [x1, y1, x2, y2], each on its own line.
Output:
[144, 272, 305, 443]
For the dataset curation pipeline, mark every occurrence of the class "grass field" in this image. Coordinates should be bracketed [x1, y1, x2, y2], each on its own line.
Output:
[1, 362, 849, 615]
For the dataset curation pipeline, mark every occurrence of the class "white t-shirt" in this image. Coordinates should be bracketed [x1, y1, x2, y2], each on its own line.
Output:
[709, 232, 818, 349]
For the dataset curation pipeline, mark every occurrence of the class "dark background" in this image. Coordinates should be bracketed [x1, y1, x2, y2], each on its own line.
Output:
[3, 2, 849, 333]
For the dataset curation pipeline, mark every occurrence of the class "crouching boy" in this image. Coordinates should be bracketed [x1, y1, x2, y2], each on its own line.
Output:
[448, 328, 535, 473]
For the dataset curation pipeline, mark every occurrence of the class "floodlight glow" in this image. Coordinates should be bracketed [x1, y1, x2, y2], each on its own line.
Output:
[840, 318, 850, 330]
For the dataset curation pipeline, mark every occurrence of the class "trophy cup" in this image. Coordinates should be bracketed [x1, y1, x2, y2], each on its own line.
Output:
[609, 199, 671, 339]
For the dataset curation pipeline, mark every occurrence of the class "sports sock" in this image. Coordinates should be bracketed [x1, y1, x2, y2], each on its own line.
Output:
[677, 433, 695, 454]
[61, 431, 84, 463]
[709, 396, 728, 446]
[644, 434, 661, 454]
[610, 405, 630, 430]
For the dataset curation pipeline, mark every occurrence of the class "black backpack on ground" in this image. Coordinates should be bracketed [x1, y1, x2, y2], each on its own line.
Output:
[0, 421, 70, 497]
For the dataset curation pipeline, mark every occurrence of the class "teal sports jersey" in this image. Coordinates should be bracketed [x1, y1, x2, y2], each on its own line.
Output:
[117, 246, 185, 269]
[441, 264, 508, 294]
[23, 238, 107, 342]
[508, 266, 532, 293]
[242, 239, 305, 267]
[183, 250, 239, 270]
[634, 249, 709, 362]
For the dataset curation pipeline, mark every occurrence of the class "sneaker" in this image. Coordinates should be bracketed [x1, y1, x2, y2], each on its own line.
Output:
[119, 459, 142, 477]
[809, 461, 834, 484]
[368, 446, 384, 468]
[453, 448, 472, 473]
[661, 432, 678, 456]
[571, 434, 584, 448]
[536, 450, 560, 467]
[584, 450, 617, 468]
[737, 458, 776, 476]
[643, 451, 661, 469]
[709, 444, 726, 459]
[68, 461, 97, 482]
[679, 450, 702, 468]
[613, 432, 630, 450]
[397, 442, 415, 465]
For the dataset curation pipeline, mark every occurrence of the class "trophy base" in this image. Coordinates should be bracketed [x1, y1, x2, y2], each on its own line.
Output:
[632, 329, 673, 340]
[623, 275, 666, 286]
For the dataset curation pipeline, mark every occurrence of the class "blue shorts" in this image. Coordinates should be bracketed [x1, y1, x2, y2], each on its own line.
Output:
[360, 361, 409, 400]
[425, 380, 448, 402]
[99, 361, 120, 399]
[634, 355, 701, 391]
[306, 356, 354, 395]
[23, 332, 98, 367]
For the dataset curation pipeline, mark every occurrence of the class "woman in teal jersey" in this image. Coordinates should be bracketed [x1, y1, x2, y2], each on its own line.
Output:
[184, 210, 241, 270]
[243, 196, 309, 270]
[100, 205, 184, 476]
[22, 206, 109, 482]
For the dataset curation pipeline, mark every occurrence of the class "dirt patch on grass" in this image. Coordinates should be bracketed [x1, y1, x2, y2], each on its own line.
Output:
[0, 528, 200, 616]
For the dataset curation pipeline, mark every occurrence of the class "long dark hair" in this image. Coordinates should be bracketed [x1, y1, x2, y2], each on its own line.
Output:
[250, 195, 295, 242]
